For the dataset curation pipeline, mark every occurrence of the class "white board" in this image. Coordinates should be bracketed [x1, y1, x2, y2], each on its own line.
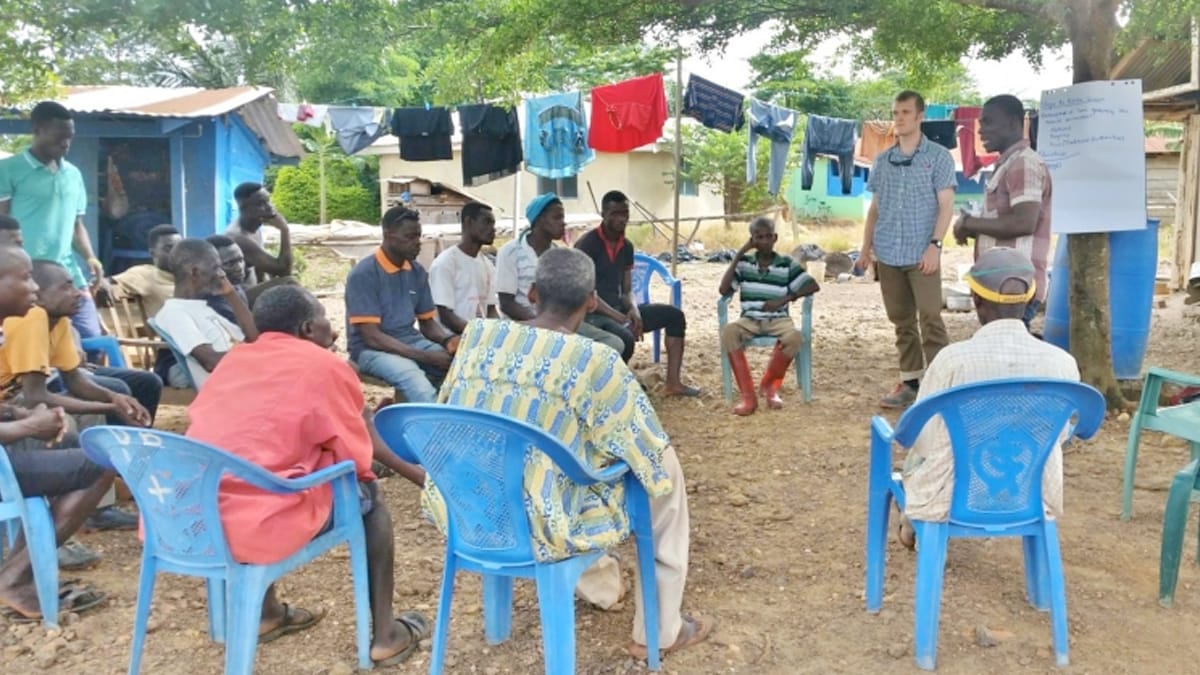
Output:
[1038, 79, 1147, 234]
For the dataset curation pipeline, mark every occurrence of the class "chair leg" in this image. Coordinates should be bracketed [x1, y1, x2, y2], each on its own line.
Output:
[1121, 414, 1146, 520]
[720, 348, 734, 402]
[1159, 466, 1196, 607]
[482, 575, 514, 645]
[912, 521, 949, 671]
[347, 524, 373, 671]
[799, 342, 813, 403]
[535, 564, 580, 675]
[629, 486, 660, 671]
[206, 579, 226, 643]
[23, 500, 59, 630]
[223, 570, 267, 675]
[429, 555, 457, 675]
[1042, 520, 1070, 667]
[1023, 534, 1049, 610]
[864, 488, 893, 613]
[129, 561, 159, 674]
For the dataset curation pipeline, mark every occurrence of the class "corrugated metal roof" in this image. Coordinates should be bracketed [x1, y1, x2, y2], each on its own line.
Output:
[61, 85, 270, 118]
[1110, 39, 1194, 93]
[54, 85, 302, 158]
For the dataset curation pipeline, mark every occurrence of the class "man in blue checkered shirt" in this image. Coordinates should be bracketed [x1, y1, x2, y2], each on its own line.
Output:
[856, 90, 957, 409]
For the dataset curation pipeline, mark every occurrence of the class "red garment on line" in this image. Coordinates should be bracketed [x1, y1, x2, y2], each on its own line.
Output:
[588, 73, 668, 152]
[954, 106, 998, 178]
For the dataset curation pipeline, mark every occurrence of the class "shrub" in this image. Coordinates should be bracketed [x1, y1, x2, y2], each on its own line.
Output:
[271, 154, 381, 225]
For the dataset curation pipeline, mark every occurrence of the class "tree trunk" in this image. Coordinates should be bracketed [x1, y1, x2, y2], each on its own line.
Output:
[1061, 0, 1128, 409]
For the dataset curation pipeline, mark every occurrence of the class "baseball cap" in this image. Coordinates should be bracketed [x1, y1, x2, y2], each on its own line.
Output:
[964, 247, 1036, 303]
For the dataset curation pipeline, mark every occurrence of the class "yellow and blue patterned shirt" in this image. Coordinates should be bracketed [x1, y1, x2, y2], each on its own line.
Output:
[424, 318, 674, 562]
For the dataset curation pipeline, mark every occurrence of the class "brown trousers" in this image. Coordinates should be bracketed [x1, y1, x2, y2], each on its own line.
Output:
[876, 262, 948, 381]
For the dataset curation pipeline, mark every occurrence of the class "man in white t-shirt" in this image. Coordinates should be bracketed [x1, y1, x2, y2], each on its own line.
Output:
[153, 239, 259, 388]
[495, 193, 624, 354]
[429, 202, 498, 334]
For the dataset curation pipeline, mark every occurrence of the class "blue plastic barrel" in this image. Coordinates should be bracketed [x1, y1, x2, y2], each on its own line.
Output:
[1043, 219, 1159, 379]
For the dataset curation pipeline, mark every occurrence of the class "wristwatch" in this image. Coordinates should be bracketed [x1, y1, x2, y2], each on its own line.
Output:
[929, 239, 943, 250]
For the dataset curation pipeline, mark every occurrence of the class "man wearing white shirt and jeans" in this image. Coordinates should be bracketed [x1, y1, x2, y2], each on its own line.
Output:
[429, 202, 498, 333]
[154, 239, 258, 388]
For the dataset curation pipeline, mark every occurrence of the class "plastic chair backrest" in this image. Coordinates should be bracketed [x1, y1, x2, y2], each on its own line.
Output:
[631, 253, 677, 306]
[147, 317, 198, 389]
[80, 427, 302, 569]
[375, 404, 627, 566]
[893, 379, 1104, 528]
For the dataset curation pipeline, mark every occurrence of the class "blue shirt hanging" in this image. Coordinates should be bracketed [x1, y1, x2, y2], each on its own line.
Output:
[524, 92, 595, 179]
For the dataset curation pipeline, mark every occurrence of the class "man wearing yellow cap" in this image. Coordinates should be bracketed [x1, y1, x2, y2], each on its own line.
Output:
[897, 247, 1079, 547]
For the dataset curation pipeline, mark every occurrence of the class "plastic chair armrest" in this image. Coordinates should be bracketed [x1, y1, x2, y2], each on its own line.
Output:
[670, 280, 682, 308]
[539, 440, 631, 486]
[716, 295, 731, 326]
[1147, 367, 1200, 390]
[280, 460, 359, 491]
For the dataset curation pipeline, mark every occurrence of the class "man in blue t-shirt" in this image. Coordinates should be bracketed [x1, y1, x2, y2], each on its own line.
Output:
[0, 101, 106, 338]
[345, 207, 456, 403]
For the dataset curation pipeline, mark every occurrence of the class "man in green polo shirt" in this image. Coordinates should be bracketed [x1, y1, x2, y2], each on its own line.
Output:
[0, 101, 106, 338]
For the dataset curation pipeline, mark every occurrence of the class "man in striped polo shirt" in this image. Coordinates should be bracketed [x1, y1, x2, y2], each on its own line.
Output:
[718, 217, 820, 415]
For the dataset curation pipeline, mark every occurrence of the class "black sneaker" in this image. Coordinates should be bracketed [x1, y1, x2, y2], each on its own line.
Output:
[84, 505, 138, 532]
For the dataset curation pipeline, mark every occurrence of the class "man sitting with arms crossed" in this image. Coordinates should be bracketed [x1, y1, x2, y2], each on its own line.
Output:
[346, 207, 456, 404]
[0, 260, 151, 428]
[154, 239, 258, 388]
[0, 246, 112, 622]
[718, 216, 819, 415]
[494, 193, 624, 354]
[429, 201, 498, 334]
[430, 247, 713, 660]
[186, 284, 428, 664]
[897, 247, 1079, 548]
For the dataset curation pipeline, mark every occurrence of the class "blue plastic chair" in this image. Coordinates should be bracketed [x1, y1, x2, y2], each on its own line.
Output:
[863, 379, 1105, 670]
[0, 445, 59, 629]
[79, 426, 372, 675]
[81, 335, 129, 368]
[374, 404, 661, 675]
[631, 253, 683, 363]
[717, 294, 813, 403]
[146, 317, 198, 390]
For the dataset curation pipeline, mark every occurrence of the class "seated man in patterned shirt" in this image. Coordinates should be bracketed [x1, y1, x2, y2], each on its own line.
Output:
[427, 247, 713, 660]
[898, 247, 1079, 548]
[717, 217, 819, 415]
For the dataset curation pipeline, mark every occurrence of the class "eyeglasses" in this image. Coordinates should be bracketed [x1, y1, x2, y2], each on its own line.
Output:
[887, 148, 914, 167]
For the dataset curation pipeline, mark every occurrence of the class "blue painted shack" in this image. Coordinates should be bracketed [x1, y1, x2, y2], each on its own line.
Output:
[0, 85, 303, 268]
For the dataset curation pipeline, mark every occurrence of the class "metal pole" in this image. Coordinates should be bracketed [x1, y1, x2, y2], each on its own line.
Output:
[671, 50, 683, 276]
[318, 145, 327, 224]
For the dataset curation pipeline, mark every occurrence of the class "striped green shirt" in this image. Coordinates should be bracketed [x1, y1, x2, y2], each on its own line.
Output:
[734, 252, 816, 320]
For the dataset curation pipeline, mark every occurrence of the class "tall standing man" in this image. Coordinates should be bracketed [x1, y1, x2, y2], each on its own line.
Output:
[954, 94, 1051, 328]
[856, 90, 957, 409]
[0, 102, 107, 338]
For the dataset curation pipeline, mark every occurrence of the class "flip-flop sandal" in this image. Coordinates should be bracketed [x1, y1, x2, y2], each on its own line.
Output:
[627, 613, 716, 660]
[1, 581, 106, 624]
[258, 603, 326, 644]
[373, 613, 426, 667]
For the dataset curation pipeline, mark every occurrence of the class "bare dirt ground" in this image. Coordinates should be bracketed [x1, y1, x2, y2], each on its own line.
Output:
[6, 248, 1200, 674]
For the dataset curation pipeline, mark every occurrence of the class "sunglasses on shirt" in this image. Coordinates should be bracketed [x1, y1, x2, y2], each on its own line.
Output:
[887, 148, 915, 167]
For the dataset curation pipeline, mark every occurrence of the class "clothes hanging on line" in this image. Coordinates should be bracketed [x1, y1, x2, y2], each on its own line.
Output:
[1027, 110, 1039, 150]
[801, 114, 858, 195]
[459, 103, 523, 187]
[588, 72, 669, 153]
[327, 107, 390, 155]
[682, 74, 745, 133]
[924, 104, 957, 121]
[857, 121, 896, 164]
[747, 99, 798, 196]
[277, 103, 328, 128]
[524, 91, 595, 179]
[920, 120, 957, 150]
[390, 107, 454, 161]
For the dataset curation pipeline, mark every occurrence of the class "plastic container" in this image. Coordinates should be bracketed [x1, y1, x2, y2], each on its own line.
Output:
[1044, 219, 1159, 379]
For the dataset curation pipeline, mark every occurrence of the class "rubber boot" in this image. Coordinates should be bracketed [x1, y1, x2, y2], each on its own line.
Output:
[728, 349, 757, 416]
[759, 343, 794, 410]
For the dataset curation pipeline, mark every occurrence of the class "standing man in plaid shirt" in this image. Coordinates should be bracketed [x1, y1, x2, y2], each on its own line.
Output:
[954, 94, 1052, 329]
[856, 90, 957, 409]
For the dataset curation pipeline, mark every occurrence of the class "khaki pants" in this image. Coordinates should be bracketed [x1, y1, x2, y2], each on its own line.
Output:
[720, 316, 804, 357]
[576, 445, 689, 647]
[876, 262, 948, 381]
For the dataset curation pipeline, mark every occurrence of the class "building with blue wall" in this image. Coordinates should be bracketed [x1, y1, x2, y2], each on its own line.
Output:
[0, 86, 302, 268]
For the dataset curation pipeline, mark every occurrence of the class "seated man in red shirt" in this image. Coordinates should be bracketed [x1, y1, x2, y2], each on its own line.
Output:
[186, 284, 427, 666]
